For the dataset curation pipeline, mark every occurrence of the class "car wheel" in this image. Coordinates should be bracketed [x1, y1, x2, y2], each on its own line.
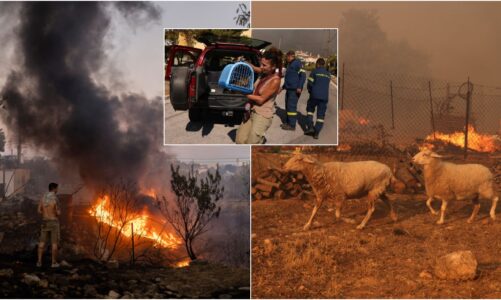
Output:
[169, 66, 190, 110]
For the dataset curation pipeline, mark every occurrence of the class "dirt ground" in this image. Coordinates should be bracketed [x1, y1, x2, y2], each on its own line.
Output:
[251, 152, 501, 299]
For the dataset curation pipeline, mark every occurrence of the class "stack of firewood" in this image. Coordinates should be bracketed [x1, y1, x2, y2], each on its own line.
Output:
[252, 167, 312, 200]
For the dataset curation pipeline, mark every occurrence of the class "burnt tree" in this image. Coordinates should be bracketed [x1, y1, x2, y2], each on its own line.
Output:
[161, 164, 224, 260]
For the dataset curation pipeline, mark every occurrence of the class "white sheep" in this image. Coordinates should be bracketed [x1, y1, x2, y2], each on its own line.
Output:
[283, 153, 398, 230]
[412, 148, 498, 224]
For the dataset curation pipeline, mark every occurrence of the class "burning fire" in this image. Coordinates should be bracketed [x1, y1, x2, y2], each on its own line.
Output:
[89, 195, 181, 249]
[358, 117, 369, 126]
[336, 144, 352, 152]
[425, 126, 500, 153]
[142, 188, 157, 198]
[339, 109, 370, 129]
[175, 259, 190, 268]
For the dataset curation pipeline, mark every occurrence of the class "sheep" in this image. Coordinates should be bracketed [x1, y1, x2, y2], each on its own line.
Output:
[283, 153, 398, 230]
[412, 148, 498, 224]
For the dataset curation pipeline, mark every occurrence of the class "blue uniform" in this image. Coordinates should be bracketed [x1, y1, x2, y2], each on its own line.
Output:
[283, 59, 306, 127]
[306, 67, 331, 133]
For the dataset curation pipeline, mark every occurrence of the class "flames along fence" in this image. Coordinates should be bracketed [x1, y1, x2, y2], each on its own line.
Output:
[337, 65, 501, 156]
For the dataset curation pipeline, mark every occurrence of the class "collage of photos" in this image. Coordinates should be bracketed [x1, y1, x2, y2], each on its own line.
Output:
[0, 1, 501, 300]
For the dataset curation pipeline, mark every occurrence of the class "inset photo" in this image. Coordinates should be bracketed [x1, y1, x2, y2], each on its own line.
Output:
[164, 29, 338, 145]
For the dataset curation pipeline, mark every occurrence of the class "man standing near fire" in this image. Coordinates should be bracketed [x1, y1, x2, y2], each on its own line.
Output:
[37, 182, 61, 268]
[281, 50, 306, 131]
[304, 58, 332, 139]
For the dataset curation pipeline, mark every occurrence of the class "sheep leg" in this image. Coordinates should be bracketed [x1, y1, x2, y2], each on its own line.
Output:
[381, 193, 398, 222]
[490, 196, 499, 220]
[304, 197, 323, 230]
[426, 197, 438, 215]
[467, 196, 480, 224]
[356, 196, 376, 230]
[334, 199, 356, 224]
[436, 199, 448, 225]
[334, 201, 356, 224]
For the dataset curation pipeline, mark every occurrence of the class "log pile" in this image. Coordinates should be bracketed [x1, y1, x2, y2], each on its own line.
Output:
[252, 167, 312, 201]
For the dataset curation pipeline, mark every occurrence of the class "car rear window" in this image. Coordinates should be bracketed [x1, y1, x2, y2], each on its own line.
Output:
[203, 50, 259, 72]
[172, 51, 199, 67]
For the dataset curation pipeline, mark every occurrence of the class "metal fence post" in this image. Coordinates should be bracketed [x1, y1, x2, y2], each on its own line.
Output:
[464, 77, 472, 159]
[390, 80, 395, 129]
[428, 81, 436, 139]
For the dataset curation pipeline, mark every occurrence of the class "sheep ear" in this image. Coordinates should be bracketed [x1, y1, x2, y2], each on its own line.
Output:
[303, 157, 315, 164]
[430, 153, 443, 158]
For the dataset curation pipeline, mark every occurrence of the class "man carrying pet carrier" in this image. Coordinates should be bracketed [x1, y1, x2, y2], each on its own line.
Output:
[304, 58, 331, 139]
[280, 50, 306, 131]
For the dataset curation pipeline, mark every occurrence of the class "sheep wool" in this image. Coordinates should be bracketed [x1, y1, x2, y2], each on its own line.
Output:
[283, 153, 397, 230]
[413, 148, 498, 224]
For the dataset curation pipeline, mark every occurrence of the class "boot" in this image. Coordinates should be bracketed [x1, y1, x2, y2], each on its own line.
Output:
[304, 124, 315, 136]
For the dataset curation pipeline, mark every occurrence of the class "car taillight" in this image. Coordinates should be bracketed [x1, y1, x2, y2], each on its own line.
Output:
[188, 75, 196, 99]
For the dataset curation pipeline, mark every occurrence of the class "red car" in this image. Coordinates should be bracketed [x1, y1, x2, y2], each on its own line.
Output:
[166, 33, 270, 122]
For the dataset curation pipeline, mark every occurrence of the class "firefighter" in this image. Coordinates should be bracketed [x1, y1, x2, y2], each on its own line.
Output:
[280, 50, 306, 131]
[304, 58, 331, 139]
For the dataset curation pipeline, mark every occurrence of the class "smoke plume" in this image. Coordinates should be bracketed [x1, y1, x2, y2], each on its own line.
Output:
[0, 2, 163, 188]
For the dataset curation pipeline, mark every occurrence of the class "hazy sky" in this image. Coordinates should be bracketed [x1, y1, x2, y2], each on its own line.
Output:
[106, 1, 249, 99]
[252, 29, 337, 57]
[253, 1, 501, 86]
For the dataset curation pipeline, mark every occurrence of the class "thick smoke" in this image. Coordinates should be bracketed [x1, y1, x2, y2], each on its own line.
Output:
[0, 2, 163, 188]
[339, 9, 430, 75]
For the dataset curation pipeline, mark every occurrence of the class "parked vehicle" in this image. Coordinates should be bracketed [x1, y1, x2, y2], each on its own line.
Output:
[166, 33, 270, 122]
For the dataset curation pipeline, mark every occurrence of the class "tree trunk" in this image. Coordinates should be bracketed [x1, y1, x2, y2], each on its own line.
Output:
[186, 239, 197, 260]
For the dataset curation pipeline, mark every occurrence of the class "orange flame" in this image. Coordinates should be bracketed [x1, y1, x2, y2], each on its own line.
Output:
[425, 126, 500, 153]
[142, 188, 157, 198]
[88, 195, 181, 249]
[175, 258, 190, 268]
[358, 117, 369, 126]
[336, 144, 352, 152]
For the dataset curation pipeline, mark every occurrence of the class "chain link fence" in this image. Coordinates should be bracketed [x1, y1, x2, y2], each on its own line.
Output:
[338, 65, 501, 155]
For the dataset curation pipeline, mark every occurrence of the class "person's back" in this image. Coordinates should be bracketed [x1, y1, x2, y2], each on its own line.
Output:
[308, 66, 331, 101]
[40, 191, 59, 220]
[37, 182, 61, 268]
[304, 58, 332, 139]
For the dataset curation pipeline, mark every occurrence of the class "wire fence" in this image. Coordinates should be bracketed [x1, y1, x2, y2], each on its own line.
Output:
[338, 64, 501, 155]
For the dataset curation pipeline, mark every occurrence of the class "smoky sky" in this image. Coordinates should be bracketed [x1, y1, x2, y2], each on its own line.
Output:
[253, 1, 501, 86]
[252, 29, 337, 57]
[0, 2, 163, 188]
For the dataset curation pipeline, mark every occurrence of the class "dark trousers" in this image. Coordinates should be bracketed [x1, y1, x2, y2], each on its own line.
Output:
[285, 90, 299, 127]
[306, 97, 328, 132]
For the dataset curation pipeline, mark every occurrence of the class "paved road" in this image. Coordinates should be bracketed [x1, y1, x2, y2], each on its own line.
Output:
[164, 72, 338, 145]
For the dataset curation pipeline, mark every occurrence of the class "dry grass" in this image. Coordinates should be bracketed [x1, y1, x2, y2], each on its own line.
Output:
[252, 195, 501, 298]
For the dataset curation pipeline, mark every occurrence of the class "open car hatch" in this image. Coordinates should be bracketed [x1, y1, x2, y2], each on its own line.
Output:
[195, 32, 271, 50]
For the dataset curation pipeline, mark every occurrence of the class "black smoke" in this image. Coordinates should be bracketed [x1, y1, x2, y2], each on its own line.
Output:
[1, 2, 163, 188]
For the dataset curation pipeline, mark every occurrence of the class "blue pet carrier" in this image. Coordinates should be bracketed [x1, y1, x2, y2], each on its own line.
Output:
[218, 62, 254, 94]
